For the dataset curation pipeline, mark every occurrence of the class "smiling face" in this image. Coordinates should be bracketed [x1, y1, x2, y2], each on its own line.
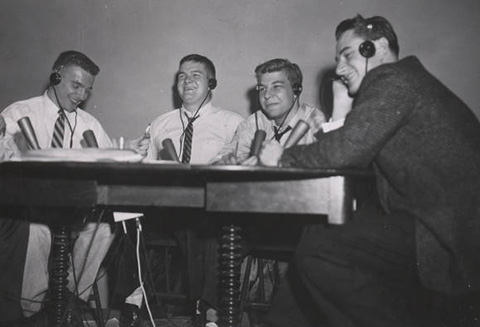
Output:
[335, 29, 372, 96]
[257, 71, 297, 126]
[48, 65, 95, 112]
[176, 60, 211, 112]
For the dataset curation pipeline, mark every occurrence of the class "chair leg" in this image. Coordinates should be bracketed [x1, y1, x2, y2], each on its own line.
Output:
[239, 255, 254, 315]
[258, 259, 265, 304]
[92, 281, 105, 327]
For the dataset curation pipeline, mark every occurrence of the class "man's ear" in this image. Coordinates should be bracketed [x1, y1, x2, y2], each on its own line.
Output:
[375, 37, 390, 60]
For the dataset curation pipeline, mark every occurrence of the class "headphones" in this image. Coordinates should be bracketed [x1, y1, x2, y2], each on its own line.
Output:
[50, 71, 62, 86]
[359, 24, 376, 58]
[292, 83, 303, 97]
[208, 78, 217, 90]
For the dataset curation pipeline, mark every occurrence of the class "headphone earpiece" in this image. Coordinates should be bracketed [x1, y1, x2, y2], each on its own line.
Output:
[359, 23, 376, 59]
[50, 72, 61, 86]
[359, 40, 376, 58]
[292, 83, 303, 97]
[208, 78, 217, 90]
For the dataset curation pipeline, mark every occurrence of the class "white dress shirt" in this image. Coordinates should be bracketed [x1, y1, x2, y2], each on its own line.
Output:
[213, 103, 326, 163]
[1, 92, 112, 154]
[146, 102, 244, 164]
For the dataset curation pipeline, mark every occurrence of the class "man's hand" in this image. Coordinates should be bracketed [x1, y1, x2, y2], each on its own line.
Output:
[331, 80, 353, 121]
[212, 153, 238, 165]
[125, 134, 150, 157]
[241, 156, 259, 166]
[258, 140, 283, 167]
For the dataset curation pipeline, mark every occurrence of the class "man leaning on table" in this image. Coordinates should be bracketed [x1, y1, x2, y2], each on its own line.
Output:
[0, 50, 149, 326]
[257, 15, 480, 327]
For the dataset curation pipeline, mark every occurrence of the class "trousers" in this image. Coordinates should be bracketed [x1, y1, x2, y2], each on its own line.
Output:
[21, 222, 114, 317]
[266, 207, 440, 327]
[0, 218, 29, 322]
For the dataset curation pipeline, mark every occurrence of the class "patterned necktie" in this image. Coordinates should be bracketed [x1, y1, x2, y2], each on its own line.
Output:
[273, 125, 292, 142]
[51, 110, 66, 148]
[181, 115, 197, 163]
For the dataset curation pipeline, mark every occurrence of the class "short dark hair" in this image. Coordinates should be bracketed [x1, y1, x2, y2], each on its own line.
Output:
[52, 50, 100, 76]
[335, 15, 399, 56]
[179, 54, 216, 79]
[254, 58, 303, 87]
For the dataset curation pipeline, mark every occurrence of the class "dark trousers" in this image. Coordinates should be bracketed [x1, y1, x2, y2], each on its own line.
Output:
[175, 219, 219, 308]
[266, 207, 440, 327]
[0, 217, 29, 322]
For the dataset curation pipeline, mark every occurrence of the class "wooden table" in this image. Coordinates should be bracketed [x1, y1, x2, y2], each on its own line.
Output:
[0, 161, 368, 327]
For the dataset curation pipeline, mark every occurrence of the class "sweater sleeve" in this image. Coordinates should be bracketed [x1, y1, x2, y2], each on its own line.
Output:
[281, 64, 416, 169]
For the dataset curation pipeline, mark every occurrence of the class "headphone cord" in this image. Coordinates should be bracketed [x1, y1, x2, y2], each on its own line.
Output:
[272, 95, 299, 140]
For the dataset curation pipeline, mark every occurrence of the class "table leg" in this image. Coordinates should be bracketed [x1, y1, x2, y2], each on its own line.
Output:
[49, 226, 71, 326]
[219, 223, 243, 327]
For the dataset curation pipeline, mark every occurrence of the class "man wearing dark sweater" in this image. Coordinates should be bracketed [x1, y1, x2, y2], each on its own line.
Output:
[259, 15, 480, 327]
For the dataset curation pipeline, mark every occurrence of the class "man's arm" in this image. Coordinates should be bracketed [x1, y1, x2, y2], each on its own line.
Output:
[331, 79, 353, 122]
[258, 83, 352, 167]
[211, 117, 255, 165]
[281, 67, 414, 169]
[0, 115, 20, 161]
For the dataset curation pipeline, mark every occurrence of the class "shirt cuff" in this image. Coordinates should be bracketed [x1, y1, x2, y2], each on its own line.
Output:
[321, 117, 345, 133]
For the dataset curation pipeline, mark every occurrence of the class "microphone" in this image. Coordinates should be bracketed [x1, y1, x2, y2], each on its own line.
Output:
[0, 116, 6, 136]
[250, 130, 266, 157]
[283, 120, 310, 148]
[82, 130, 99, 148]
[17, 116, 40, 150]
[162, 138, 179, 162]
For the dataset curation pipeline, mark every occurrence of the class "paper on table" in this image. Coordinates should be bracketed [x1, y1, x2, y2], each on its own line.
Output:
[18, 148, 144, 162]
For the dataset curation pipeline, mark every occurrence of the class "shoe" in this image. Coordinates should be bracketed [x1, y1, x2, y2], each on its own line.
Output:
[193, 300, 219, 327]
[120, 303, 143, 327]
[63, 290, 86, 327]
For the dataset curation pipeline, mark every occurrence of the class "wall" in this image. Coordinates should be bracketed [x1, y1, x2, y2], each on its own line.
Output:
[1, 0, 479, 138]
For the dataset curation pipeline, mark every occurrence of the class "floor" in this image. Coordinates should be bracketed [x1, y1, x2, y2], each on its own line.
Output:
[82, 307, 258, 327]
[83, 310, 192, 327]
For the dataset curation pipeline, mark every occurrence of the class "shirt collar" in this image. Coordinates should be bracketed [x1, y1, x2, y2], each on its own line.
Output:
[43, 91, 78, 117]
[181, 101, 213, 120]
[43, 91, 60, 115]
[271, 103, 306, 132]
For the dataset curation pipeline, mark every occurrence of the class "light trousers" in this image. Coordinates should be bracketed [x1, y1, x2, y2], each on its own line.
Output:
[21, 222, 114, 317]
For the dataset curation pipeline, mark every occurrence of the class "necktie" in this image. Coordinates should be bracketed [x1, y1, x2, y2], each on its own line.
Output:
[51, 110, 66, 148]
[273, 125, 292, 142]
[181, 115, 197, 163]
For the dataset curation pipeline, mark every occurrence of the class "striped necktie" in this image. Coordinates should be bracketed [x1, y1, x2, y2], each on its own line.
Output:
[181, 115, 197, 163]
[51, 110, 66, 148]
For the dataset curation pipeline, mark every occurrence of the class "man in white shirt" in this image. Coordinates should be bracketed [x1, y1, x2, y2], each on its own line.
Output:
[213, 58, 326, 165]
[146, 54, 243, 163]
[136, 54, 243, 327]
[0, 50, 148, 326]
